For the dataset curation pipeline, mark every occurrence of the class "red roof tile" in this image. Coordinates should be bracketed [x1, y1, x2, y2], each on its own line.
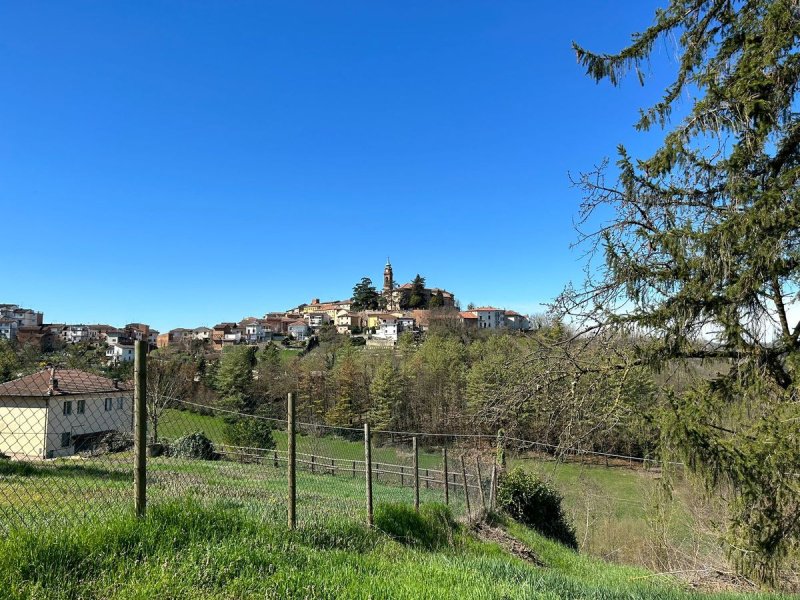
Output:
[0, 368, 132, 397]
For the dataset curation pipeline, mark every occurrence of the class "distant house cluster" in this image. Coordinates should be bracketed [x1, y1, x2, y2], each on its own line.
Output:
[3, 260, 533, 357]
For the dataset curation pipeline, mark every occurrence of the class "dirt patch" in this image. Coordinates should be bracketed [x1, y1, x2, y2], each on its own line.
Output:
[473, 522, 546, 567]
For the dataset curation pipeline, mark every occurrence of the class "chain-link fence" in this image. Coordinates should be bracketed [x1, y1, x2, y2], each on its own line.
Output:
[0, 345, 498, 533]
[0, 343, 673, 535]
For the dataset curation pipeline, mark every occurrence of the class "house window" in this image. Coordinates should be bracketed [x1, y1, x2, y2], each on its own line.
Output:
[105, 398, 113, 411]
[77, 400, 85, 414]
[62, 401, 72, 416]
[117, 397, 124, 409]
[61, 432, 71, 448]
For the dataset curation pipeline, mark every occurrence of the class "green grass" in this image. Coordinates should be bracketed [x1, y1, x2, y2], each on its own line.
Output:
[0, 500, 788, 599]
[154, 408, 726, 573]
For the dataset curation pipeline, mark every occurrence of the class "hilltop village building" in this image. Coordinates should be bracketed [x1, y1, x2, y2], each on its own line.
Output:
[0, 368, 132, 459]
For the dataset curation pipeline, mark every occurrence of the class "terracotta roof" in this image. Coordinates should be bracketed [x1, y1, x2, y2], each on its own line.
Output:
[474, 306, 502, 312]
[459, 311, 478, 319]
[0, 368, 132, 397]
[504, 310, 521, 316]
[288, 320, 308, 327]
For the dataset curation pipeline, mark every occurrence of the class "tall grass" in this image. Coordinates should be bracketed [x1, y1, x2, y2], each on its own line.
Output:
[0, 500, 787, 599]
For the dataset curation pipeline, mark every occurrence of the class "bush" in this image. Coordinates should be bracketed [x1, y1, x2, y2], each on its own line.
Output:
[374, 502, 457, 550]
[223, 413, 276, 451]
[169, 432, 218, 460]
[497, 467, 577, 550]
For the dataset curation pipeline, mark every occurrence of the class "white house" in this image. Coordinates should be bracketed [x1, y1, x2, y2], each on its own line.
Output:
[305, 312, 332, 330]
[504, 311, 530, 331]
[106, 343, 135, 364]
[63, 325, 92, 345]
[0, 368, 133, 459]
[0, 318, 18, 341]
[192, 327, 212, 341]
[474, 307, 506, 329]
[288, 321, 311, 342]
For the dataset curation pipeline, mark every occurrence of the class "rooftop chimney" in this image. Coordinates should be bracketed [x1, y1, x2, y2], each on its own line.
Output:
[48, 366, 58, 395]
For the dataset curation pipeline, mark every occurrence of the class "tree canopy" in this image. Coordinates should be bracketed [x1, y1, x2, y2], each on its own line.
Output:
[566, 0, 800, 583]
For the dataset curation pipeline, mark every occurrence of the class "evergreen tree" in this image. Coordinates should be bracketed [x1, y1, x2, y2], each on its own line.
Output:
[408, 274, 427, 309]
[351, 277, 382, 311]
[368, 359, 403, 430]
[429, 290, 445, 308]
[567, 0, 800, 582]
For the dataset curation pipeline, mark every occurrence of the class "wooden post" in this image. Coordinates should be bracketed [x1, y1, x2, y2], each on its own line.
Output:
[311, 454, 316, 474]
[364, 423, 373, 527]
[489, 463, 497, 511]
[352, 460, 356, 478]
[442, 447, 449, 505]
[413, 437, 419, 512]
[400, 465, 405, 486]
[134, 341, 147, 518]
[460, 454, 471, 519]
[475, 456, 487, 513]
[330, 458, 335, 475]
[273, 450, 278, 468]
[425, 468, 429, 489]
[287, 392, 296, 530]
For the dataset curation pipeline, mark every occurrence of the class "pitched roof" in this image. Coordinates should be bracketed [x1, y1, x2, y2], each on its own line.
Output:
[0, 368, 132, 397]
[459, 311, 478, 319]
[474, 306, 502, 312]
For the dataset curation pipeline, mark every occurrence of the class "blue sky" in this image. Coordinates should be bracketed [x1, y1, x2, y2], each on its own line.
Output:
[1, 1, 677, 331]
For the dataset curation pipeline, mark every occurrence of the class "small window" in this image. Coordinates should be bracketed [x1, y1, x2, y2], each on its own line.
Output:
[61, 432, 71, 448]
[62, 401, 72, 416]
[104, 398, 113, 411]
[117, 397, 124, 409]
[77, 400, 85, 414]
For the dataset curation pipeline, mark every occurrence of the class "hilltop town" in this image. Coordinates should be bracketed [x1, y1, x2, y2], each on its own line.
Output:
[0, 261, 532, 363]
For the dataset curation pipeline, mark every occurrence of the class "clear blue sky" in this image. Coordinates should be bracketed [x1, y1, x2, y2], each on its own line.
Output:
[1, 1, 677, 331]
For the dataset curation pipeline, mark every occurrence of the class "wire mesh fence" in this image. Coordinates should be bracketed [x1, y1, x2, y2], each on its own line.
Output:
[0, 344, 668, 535]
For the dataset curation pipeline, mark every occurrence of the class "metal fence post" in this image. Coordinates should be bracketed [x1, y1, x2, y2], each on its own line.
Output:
[413, 436, 419, 512]
[442, 447, 449, 505]
[287, 392, 296, 530]
[134, 341, 147, 518]
[364, 423, 373, 527]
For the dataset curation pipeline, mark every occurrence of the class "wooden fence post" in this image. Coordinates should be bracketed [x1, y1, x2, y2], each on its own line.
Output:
[475, 456, 486, 513]
[364, 423, 373, 527]
[425, 468, 429, 489]
[460, 454, 471, 520]
[442, 447, 449, 505]
[287, 392, 296, 530]
[489, 463, 497, 512]
[134, 341, 147, 518]
[413, 436, 419, 512]
[351, 460, 356, 478]
[311, 454, 316, 474]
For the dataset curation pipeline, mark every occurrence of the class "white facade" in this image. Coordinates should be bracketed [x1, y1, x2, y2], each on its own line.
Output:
[0, 319, 18, 341]
[193, 327, 212, 341]
[475, 308, 505, 329]
[0, 305, 42, 328]
[63, 325, 92, 344]
[106, 343, 135, 363]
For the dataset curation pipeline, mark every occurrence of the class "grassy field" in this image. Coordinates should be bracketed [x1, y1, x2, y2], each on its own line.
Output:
[0, 424, 793, 598]
[157, 408, 719, 573]
[0, 498, 790, 599]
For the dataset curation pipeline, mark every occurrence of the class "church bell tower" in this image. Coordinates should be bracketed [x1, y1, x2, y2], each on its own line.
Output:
[383, 258, 394, 309]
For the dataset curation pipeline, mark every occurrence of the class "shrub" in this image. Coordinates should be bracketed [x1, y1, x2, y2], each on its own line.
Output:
[169, 432, 218, 460]
[374, 502, 457, 550]
[496, 467, 577, 550]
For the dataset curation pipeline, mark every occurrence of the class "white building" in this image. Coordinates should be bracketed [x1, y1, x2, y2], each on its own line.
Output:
[288, 321, 311, 342]
[0, 318, 18, 341]
[0, 368, 132, 459]
[305, 312, 332, 330]
[63, 325, 92, 345]
[474, 307, 506, 329]
[106, 343, 135, 364]
[0, 305, 43, 328]
[193, 327, 212, 341]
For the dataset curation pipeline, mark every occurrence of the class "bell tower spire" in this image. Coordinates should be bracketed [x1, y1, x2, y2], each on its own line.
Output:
[383, 258, 394, 309]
